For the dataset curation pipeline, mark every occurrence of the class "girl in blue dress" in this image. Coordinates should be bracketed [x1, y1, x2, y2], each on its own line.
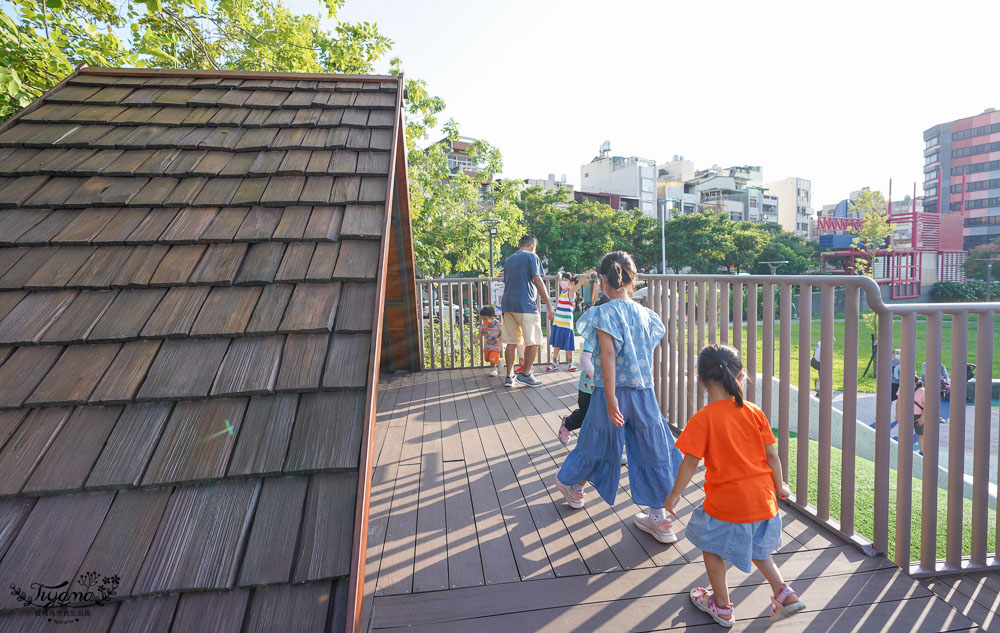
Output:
[554, 251, 682, 544]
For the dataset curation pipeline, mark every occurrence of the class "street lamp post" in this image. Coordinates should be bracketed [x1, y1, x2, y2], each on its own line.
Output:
[759, 260, 789, 275]
[486, 218, 500, 306]
[987, 257, 1000, 302]
[658, 197, 680, 273]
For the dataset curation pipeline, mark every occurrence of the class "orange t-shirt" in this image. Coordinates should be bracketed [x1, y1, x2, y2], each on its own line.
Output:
[675, 398, 779, 523]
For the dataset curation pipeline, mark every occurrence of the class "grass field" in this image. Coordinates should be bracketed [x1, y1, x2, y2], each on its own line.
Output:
[786, 436, 996, 561]
[724, 316, 1000, 393]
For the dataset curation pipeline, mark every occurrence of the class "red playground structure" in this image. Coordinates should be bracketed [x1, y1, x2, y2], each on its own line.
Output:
[818, 193, 966, 300]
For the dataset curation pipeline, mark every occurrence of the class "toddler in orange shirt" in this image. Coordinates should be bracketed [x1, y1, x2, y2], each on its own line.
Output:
[665, 344, 805, 627]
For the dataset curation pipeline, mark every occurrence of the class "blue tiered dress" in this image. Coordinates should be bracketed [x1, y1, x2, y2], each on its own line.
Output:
[556, 298, 682, 507]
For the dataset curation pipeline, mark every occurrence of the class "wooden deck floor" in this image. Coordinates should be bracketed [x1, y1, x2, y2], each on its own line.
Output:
[361, 368, 992, 632]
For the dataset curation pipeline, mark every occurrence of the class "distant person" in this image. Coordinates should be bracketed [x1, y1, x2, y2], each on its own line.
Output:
[666, 344, 805, 626]
[897, 376, 926, 456]
[501, 234, 554, 388]
[554, 251, 682, 545]
[891, 349, 901, 401]
[810, 337, 834, 397]
[546, 269, 590, 372]
[476, 306, 503, 377]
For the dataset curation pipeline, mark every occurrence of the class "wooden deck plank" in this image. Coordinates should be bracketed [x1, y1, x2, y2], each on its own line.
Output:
[374, 462, 420, 595]
[510, 376, 660, 573]
[464, 371, 554, 581]
[439, 368, 464, 462]
[371, 544, 893, 629]
[473, 371, 589, 578]
[485, 373, 621, 576]
[442, 459, 485, 589]
[923, 574, 1000, 633]
[412, 371, 450, 593]
[396, 371, 427, 464]
[454, 369, 520, 586]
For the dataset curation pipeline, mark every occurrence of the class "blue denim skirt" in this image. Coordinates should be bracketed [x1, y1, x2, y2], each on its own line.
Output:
[548, 324, 575, 350]
[557, 387, 681, 507]
[686, 505, 782, 573]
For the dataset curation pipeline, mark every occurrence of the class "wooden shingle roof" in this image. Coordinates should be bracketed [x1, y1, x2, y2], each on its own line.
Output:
[0, 67, 415, 632]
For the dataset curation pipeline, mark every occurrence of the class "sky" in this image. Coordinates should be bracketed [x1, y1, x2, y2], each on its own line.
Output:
[290, 0, 998, 208]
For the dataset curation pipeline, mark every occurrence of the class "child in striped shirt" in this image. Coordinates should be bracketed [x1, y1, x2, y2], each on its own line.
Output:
[477, 306, 504, 377]
[546, 269, 590, 372]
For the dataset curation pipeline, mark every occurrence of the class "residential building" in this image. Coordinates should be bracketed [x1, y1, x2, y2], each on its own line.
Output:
[523, 173, 574, 192]
[764, 176, 815, 238]
[685, 165, 765, 222]
[657, 155, 696, 182]
[922, 108, 1000, 250]
[578, 141, 656, 215]
[437, 135, 482, 175]
[655, 181, 697, 221]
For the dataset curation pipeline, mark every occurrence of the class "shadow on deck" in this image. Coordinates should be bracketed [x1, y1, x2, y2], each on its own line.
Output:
[361, 369, 994, 632]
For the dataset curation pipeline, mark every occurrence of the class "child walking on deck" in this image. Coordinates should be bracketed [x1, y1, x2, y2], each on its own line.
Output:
[665, 344, 805, 627]
[546, 269, 589, 372]
[553, 251, 682, 544]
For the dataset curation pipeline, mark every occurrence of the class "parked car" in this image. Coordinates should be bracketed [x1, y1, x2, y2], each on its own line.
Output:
[421, 301, 463, 324]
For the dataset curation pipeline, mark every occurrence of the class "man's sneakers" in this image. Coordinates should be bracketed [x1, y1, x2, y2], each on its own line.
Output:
[516, 372, 543, 388]
[504, 375, 514, 388]
[633, 512, 677, 543]
[555, 477, 585, 509]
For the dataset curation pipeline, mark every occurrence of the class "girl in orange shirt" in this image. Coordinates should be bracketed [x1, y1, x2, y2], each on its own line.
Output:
[665, 344, 805, 627]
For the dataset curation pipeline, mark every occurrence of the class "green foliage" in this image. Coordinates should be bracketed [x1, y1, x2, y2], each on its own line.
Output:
[849, 189, 893, 332]
[660, 211, 733, 272]
[0, 0, 391, 119]
[930, 281, 1000, 302]
[963, 239, 1000, 281]
[515, 187, 660, 273]
[755, 223, 819, 274]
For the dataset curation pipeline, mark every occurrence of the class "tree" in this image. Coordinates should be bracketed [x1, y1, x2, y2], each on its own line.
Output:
[755, 223, 820, 274]
[723, 222, 769, 274]
[0, 0, 391, 120]
[660, 211, 734, 273]
[850, 189, 893, 349]
[963, 239, 1000, 280]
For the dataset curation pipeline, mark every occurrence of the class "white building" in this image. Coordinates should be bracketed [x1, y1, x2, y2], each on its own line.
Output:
[657, 155, 697, 183]
[764, 176, 815, 238]
[523, 173, 574, 192]
[578, 141, 657, 216]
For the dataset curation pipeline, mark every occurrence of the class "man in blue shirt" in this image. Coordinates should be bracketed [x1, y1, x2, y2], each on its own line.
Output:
[501, 234, 554, 387]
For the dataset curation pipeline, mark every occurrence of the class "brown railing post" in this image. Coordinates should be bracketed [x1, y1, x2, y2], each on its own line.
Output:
[945, 311, 968, 569]
[873, 311, 893, 555]
[720, 281, 730, 345]
[895, 312, 917, 568]
[747, 282, 758, 404]
[708, 280, 718, 344]
[659, 279, 669, 417]
[687, 281, 696, 418]
[677, 280, 687, 428]
[817, 285, 834, 520]
[778, 283, 791, 478]
[667, 279, 677, 425]
[762, 282, 774, 431]
[840, 286, 860, 534]
[920, 312, 942, 571]
[971, 311, 994, 565]
[796, 284, 812, 502]
[458, 282, 466, 368]
[697, 281, 707, 409]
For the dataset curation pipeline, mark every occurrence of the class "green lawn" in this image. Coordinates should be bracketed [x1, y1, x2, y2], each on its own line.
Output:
[786, 436, 995, 561]
[725, 316, 999, 393]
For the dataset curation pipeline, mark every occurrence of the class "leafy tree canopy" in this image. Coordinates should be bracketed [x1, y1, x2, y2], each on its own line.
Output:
[0, 0, 391, 119]
[964, 239, 1000, 281]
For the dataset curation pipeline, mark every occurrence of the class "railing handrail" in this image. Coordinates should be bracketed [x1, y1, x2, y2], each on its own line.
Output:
[423, 273, 1000, 314]
[643, 273, 1000, 314]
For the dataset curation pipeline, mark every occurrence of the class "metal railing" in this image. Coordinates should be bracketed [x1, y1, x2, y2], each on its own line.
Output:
[416, 276, 592, 370]
[416, 272, 998, 576]
[644, 274, 997, 577]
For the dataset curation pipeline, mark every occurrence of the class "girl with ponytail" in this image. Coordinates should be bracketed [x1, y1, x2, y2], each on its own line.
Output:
[554, 251, 683, 546]
[665, 344, 805, 627]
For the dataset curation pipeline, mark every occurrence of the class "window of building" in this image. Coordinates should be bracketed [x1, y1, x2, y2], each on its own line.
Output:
[924, 185, 937, 197]
[949, 202, 961, 211]
[952, 159, 1000, 176]
[962, 178, 1000, 192]
[924, 170, 938, 182]
[965, 197, 1000, 210]
[925, 151, 939, 165]
[925, 136, 939, 148]
[952, 122, 1000, 142]
[951, 141, 1000, 159]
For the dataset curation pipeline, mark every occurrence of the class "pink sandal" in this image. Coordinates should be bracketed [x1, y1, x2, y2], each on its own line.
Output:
[690, 587, 735, 627]
[770, 583, 805, 622]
